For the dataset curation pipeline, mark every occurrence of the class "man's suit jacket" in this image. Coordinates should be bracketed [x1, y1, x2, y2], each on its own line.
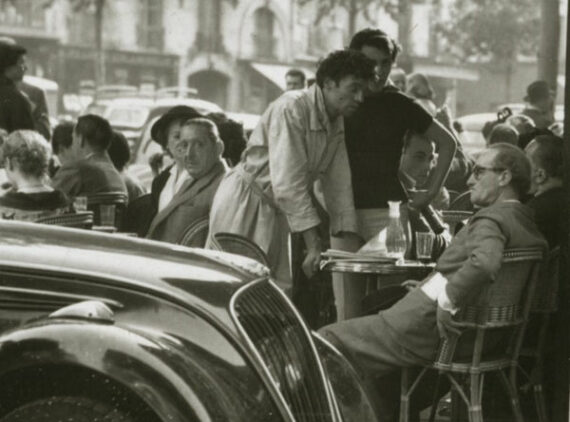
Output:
[0, 76, 34, 133]
[146, 161, 226, 244]
[20, 81, 51, 141]
[379, 201, 547, 361]
[52, 152, 127, 197]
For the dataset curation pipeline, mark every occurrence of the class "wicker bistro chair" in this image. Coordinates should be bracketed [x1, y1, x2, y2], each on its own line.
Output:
[518, 246, 560, 422]
[35, 211, 94, 229]
[177, 216, 209, 247]
[441, 211, 474, 236]
[399, 247, 544, 422]
[212, 232, 270, 267]
[86, 192, 128, 230]
[449, 191, 474, 212]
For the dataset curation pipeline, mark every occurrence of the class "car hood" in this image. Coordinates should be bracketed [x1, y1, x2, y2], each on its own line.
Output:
[0, 222, 268, 314]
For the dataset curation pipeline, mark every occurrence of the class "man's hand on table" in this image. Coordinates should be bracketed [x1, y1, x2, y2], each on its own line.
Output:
[303, 246, 322, 279]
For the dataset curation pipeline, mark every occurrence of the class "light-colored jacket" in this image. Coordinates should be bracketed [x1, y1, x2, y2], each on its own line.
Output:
[208, 84, 358, 286]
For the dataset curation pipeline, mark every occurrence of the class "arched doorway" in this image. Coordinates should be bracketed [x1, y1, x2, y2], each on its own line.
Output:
[188, 71, 229, 109]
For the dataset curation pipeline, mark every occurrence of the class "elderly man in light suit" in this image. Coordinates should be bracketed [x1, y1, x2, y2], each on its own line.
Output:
[146, 118, 226, 244]
[320, 143, 547, 421]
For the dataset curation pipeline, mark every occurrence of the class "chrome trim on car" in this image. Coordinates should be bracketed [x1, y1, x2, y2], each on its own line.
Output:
[230, 279, 342, 422]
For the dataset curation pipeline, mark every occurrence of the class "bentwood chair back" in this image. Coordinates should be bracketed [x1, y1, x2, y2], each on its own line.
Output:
[35, 211, 94, 230]
[86, 192, 128, 230]
[399, 247, 544, 422]
[212, 232, 270, 267]
[177, 216, 209, 248]
[518, 246, 560, 422]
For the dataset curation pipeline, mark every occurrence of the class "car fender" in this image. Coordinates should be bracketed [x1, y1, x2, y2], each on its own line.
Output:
[312, 333, 379, 422]
[0, 320, 218, 422]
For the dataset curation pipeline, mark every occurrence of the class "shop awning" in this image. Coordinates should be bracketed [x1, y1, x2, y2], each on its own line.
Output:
[250, 62, 316, 91]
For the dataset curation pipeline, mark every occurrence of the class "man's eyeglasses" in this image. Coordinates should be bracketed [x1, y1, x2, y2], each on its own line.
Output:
[472, 165, 505, 180]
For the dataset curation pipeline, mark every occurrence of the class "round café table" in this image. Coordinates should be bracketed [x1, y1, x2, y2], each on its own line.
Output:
[320, 258, 435, 315]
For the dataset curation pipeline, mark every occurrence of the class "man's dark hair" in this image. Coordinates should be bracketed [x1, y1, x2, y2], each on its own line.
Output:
[286, 68, 306, 83]
[0, 43, 26, 73]
[207, 112, 246, 167]
[349, 28, 401, 62]
[108, 130, 131, 171]
[489, 143, 532, 198]
[52, 121, 74, 155]
[75, 114, 113, 152]
[315, 50, 376, 88]
[526, 135, 564, 179]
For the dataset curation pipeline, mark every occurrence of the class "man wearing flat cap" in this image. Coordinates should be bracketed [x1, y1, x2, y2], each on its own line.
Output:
[0, 42, 35, 133]
[521, 80, 555, 129]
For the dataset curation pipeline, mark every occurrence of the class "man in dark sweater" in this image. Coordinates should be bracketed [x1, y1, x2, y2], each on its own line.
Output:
[52, 115, 127, 197]
[332, 28, 458, 320]
[0, 43, 34, 134]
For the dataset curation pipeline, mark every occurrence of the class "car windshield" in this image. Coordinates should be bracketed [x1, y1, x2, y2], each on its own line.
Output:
[106, 106, 150, 128]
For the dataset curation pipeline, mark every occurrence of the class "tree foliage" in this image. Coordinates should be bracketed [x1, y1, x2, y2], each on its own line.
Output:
[296, 0, 399, 25]
[436, 0, 540, 63]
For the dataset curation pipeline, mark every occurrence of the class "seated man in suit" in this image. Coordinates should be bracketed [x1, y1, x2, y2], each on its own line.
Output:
[52, 114, 127, 197]
[146, 118, 226, 244]
[320, 143, 547, 421]
[525, 135, 564, 249]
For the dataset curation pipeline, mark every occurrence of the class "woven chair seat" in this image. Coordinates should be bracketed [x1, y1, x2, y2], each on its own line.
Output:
[35, 211, 94, 229]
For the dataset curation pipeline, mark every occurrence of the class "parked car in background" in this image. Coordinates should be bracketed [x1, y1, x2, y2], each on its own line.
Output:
[0, 221, 377, 422]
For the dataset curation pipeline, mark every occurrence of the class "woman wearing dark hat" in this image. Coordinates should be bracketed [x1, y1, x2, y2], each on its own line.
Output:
[0, 43, 35, 133]
[149, 105, 203, 212]
[123, 105, 202, 236]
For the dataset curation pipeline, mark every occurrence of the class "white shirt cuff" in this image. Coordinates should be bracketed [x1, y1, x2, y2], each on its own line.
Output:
[420, 272, 458, 315]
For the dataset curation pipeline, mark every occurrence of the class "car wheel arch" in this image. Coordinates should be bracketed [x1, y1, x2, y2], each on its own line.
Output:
[0, 322, 210, 422]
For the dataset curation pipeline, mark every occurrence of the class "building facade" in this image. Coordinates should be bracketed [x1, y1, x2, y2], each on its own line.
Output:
[2, 0, 558, 116]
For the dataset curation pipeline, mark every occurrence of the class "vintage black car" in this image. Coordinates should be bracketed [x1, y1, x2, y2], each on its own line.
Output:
[0, 221, 377, 422]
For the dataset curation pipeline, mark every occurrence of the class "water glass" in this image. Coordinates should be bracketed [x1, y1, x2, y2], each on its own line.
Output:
[73, 196, 88, 212]
[100, 204, 116, 227]
[415, 232, 435, 262]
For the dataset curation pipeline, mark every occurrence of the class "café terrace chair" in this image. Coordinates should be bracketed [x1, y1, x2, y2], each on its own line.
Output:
[448, 191, 474, 212]
[518, 246, 560, 422]
[177, 216, 209, 248]
[399, 247, 544, 422]
[441, 210, 474, 236]
[212, 232, 270, 268]
[35, 211, 94, 230]
[86, 192, 128, 230]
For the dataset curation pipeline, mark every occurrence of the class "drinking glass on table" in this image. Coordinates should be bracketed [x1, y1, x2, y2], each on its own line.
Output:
[415, 232, 435, 262]
[73, 196, 88, 212]
[100, 204, 116, 227]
